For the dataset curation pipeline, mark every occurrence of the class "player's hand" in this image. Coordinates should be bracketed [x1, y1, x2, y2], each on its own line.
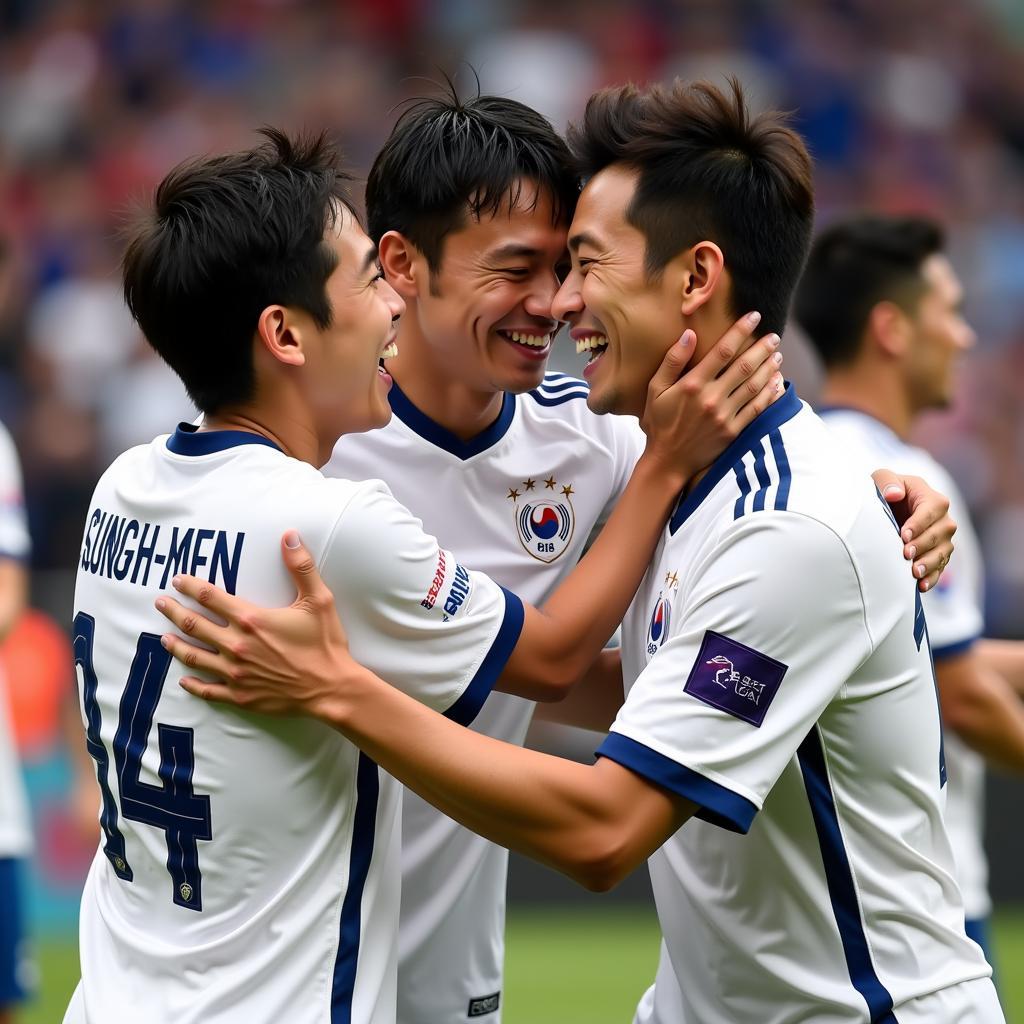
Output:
[872, 469, 956, 592]
[640, 311, 784, 481]
[155, 530, 352, 721]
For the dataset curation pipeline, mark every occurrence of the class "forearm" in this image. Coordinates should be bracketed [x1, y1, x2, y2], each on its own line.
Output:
[501, 454, 684, 696]
[532, 648, 624, 732]
[974, 639, 1024, 697]
[938, 652, 1024, 773]
[320, 666, 678, 890]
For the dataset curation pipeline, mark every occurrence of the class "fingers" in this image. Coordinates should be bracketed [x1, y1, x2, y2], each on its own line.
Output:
[870, 468, 905, 504]
[894, 475, 950, 543]
[166, 573, 244, 619]
[645, 330, 696, 403]
[155, 594, 228, 649]
[686, 311, 763, 385]
[281, 530, 338, 614]
[178, 676, 238, 705]
[905, 516, 956, 591]
[158, 631, 234, 681]
[714, 332, 781, 407]
[728, 368, 785, 433]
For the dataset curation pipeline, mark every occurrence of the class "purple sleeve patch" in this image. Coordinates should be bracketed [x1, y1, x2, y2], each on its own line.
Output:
[683, 630, 788, 727]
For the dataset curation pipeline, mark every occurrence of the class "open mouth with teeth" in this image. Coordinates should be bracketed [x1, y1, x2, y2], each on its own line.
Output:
[379, 340, 398, 371]
[575, 334, 608, 363]
[498, 329, 552, 350]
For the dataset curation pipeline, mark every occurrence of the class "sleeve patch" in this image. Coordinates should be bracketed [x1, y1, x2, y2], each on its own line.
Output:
[419, 548, 473, 621]
[683, 630, 788, 728]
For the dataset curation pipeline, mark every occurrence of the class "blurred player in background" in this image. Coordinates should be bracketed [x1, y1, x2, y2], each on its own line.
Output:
[63, 125, 789, 1024]
[0, 420, 32, 1024]
[796, 213, 1024, 977]
[161, 81, 998, 1023]
[330, 85, 955, 1023]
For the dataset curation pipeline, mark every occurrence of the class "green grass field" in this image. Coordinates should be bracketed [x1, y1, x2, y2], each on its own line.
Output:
[21, 906, 1024, 1023]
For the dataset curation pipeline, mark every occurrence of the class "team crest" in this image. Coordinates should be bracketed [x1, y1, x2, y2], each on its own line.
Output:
[646, 592, 672, 655]
[507, 476, 575, 563]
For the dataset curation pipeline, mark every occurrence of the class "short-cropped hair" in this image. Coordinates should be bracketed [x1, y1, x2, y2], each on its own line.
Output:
[122, 128, 355, 414]
[794, 215, 945, 368]
[568, 78, 815, 337]
[366, 80, 578, 273]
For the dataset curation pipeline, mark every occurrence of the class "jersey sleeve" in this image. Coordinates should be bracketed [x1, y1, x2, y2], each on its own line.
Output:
[0, 425, 30, 561]
[586, 415, 646, 545]
[320, 481, 524, 725]
[597, 513, 874, 834]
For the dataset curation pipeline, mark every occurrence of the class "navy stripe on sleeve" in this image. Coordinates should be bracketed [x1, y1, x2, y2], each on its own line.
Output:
[597, 733, 758, 834]
[445, 587, 525, 726]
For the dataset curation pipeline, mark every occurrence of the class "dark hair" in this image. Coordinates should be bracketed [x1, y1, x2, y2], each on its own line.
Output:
[122, 127, 355, 413]
[365, 79, 578, 274]
[568, 78, 814, 337]
[794, 215, 945, 369]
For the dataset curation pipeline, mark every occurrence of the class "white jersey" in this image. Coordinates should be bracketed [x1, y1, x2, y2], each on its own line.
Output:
[327, 374, 644, 1023]
[600, 388, 998, 1024]
[820, 407, 989, 919]
[0, 422, 32, 858]
[66, 425, 522, 1024]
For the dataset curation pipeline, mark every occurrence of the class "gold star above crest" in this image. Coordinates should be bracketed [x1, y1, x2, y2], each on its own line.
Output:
[561, 484, 574, 498]
[664, 570, 679, 588]
[544, 476, 557, 489]
[523, 478, 536, 491]
[507, 487, 521, 501]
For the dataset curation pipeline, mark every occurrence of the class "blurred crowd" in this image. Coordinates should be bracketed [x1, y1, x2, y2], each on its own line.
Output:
[1, 0, 1024, 632]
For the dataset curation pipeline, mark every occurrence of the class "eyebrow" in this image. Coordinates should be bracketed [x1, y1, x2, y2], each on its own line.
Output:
[486, 243, 543, 262]
[568, 231, 603, 253]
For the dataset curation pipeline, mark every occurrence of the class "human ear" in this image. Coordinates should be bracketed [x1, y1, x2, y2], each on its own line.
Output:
[679, 241, 725, 317]
[256, 305, 305, 368]
[869, 301, 912, 358]
[378, 231, 422, 299]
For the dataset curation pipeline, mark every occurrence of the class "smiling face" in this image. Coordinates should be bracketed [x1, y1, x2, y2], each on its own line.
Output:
[301, 208, 405, 448]
[552, 165, 691, 418]
[904, 253, 976, 413]
[405, 183, 570, 395]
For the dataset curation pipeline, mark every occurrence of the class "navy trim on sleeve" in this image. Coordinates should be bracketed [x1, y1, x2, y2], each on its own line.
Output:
[444, 586, 525, 726]
[596, 733, 758, 834]
[931, 635, 979, 661]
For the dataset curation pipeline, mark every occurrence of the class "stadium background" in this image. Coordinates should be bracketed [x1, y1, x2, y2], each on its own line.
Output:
[1, 0, 1023, 1019]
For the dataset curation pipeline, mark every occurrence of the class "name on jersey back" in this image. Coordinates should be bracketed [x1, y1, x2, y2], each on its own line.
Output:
[79, 506, 245, 593]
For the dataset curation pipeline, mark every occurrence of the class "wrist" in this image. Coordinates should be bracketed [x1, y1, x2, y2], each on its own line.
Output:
[309, 663, 369, 730]
[636, 447, 690, 496]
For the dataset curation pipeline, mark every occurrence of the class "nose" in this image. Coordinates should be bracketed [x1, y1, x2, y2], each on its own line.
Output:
[521, 267, 562, 324]
[383, 279, 405, 320]
[552, 268, 583, 324]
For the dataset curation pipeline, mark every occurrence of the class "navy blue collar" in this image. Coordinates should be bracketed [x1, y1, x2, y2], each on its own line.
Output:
[166, 422, 283, 456]
[388, 380, 516, 460]
[669, 383, 803, 534]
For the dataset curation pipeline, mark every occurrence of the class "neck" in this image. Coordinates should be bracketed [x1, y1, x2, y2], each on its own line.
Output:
[204, 406, 321, 466]
[820, 361, 913, 439]
[387, 317, 506, 442]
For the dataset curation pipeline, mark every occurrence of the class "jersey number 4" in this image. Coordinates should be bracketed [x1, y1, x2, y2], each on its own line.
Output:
[73, 611, 212, 912]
